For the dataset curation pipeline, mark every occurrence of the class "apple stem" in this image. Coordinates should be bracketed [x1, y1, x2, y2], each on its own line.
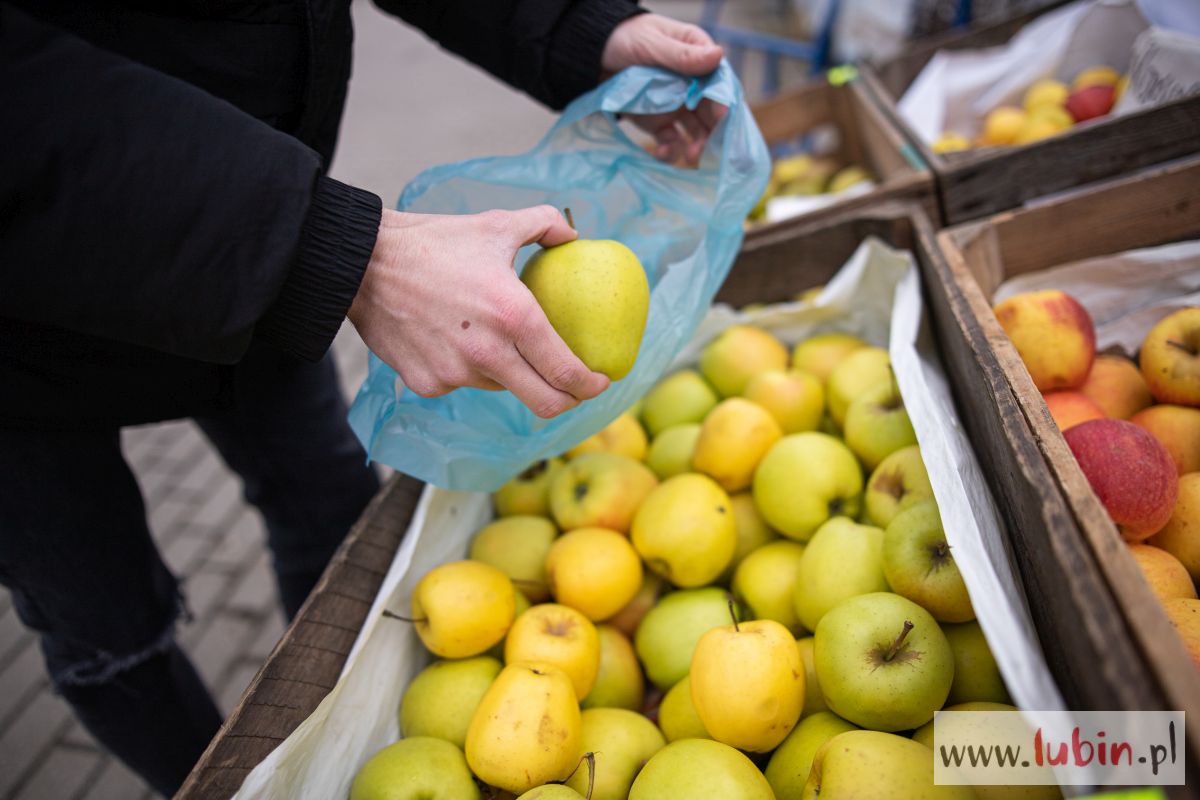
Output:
[562, 751, 596, 799]
[727, 597, 740, 632]
[381, 609, 426, 624]
[1167, 339, 1195, 355]
[884, 620, 915, 662]
[564, 207, 576, 230]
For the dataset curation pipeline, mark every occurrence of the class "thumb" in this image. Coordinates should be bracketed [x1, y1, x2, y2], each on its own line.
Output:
[655, 32, 723, 76]
[510, 205, 579, 248]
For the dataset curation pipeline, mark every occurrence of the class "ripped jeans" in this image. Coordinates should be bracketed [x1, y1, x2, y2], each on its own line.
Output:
[0, 347, 380, 797]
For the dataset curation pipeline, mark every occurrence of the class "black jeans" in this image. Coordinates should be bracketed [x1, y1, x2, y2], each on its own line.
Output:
[0, 346, 380, 797]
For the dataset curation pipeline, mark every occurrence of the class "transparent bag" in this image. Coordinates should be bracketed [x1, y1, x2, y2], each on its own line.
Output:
[348, 62, 770, 490]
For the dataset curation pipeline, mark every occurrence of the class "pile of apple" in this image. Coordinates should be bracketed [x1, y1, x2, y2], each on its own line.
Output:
[993, 292, 1200, 665]
[932, 65, 1126, 153]
[348, 321, 1055, 800]
[747, 155, 875, 223]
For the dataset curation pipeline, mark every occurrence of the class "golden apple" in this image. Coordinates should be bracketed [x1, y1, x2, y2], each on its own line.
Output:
[1140, 308, 1200, 406]
[742, 368, 824, 433]
[699, 325, 789, 397]
[1150, 473, 1200, 582]
[1131, 405, 1200, 475]
[692, 397, 783, 492]
[993, 290, 1095, 392]
[568, 412, 648, 460]
[791, 333, 867, 383]
[546, 527, 643, 621]
[505, 603, 600, 699]
[411, 561, 517, 658]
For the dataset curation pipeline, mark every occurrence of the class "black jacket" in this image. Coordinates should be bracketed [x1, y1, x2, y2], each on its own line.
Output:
[0, 0, 640, 428]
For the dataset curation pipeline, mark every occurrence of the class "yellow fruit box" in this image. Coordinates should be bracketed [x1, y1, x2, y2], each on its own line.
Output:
[936, 156, 1200, 783]
[859, 2, 1200, 226]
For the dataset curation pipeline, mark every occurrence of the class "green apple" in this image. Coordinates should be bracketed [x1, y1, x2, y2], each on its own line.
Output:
[657, 675, 710, 741]
[645, 423, 702, 480]
[691, 618, 805, 752]
[843, 379, 918, 470]
[731, 540, 807, 634]
[411, 561, 516, 658]
[827, 346, 891, 427]
[764, 711, 858, 799]
[815, 592, 954, 731]
[521, 238, 648, 381]
[718, 491, 781, 583]
[631, 474, 736, 587]
[754, 433, 864, 540]
[629, 739, 774, 800]
[699, 325, 790, 398]
[943, 621, 1011, 705]
[792, 333, 868, 384]
[803, 730, 975, 799]
[692, 398, 783, 492]
[566, 708, 666, 800]
[883, 500, 975, 623]
[469, 515, 557, 603]
[794, 636, 826, 715]
[742, 368, 825, 434]
[913, 703, 1062, 799]
[399, 656, 502, 748]
[793, 518, 888, 631]
[494, 459, 565, 518]
[640, 369, 720, 436]
[350, 737, 480, 800]
[865, 445, 934, 528]
[634, 587, 735, 689]
[582, 624, 644, 710]
[549, 453, 658, 533]
[517, 786, 584, 800]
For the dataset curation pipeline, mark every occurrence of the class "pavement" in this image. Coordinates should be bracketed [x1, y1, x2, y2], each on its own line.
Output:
[0, 2, 797, 797]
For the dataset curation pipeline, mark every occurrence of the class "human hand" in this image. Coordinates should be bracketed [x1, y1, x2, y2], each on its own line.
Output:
[601, 13, 728, 164]
[348, 206, 610, 418]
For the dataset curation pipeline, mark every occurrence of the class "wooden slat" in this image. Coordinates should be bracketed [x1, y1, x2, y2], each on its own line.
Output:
[177, 473, 425, 800]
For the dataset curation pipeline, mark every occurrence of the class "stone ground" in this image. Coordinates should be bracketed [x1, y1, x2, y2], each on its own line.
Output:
[0, 2, 798, 797]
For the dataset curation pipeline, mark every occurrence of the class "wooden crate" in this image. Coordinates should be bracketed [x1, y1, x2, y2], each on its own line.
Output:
[744, 76, 938, 241]
[937, 156, 1200, 785]
[858, 4, 1200, 226]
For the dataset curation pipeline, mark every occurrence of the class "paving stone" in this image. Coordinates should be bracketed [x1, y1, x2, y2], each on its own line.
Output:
[78, 755, 157, 800]
[0, 587, 11, 616]
[190, 615, 258, 693]
[162, 531, 212, 577]
[226, 556, 278, 616]
[217, 661, 263, 717]
[173, 448, 228, 498]
[191, 478, 243, 528]
[58, 717, 98, 750]
[0, 604, 32, 668]
[0, 644, 48, 728]
[207, 510, 265, 570]
[180, 571, 234, 623]
[247, 612, 286, 661]
[147, 496, 201, 541]
[14, 743, 103, 800]
[0, 690, 72, 798]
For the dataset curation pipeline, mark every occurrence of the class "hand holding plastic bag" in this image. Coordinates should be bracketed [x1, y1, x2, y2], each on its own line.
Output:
[349, 62, 770, 490]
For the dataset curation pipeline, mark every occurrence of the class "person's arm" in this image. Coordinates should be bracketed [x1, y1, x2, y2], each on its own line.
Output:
[0, 3, 380, 364]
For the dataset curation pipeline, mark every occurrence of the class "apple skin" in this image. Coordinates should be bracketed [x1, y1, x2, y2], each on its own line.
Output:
[992, 290, 1095, 392]
[350, 737, 481, 800]
[865, 445, 935, 528]
[1042, 391, 1105, 432]
[640, 370, 719, 436]
[764, 711, 858, 799]
[546, 527, 643, 622]
[1131, 404, 1200, 475]
[843, 380, 919, 470]
[607, 573, 663, 639]
[1065, 84, 1115, 122]
[644, 423, 702, 480]
[1127, 543, 1197, 604]
[732, 540, 807, 634]
[827, 347, 891, 427]
[634, 587, 737, 690]
[883, 500, 975, 623]
[657, 675, 711, 741]
[1063, 419, 1179, 541]
[631, 474, 737, 588]
[568, 412, 648, 461]
[815, 592, 954, 732]
[629, 739, 775, 800]
[1164, 598, 1200, 669]
[412, 561, 517, 658]
[792, 333, 867, 384]
[742, 368, 825, 434]
[494, 458, 565, 518]
[521, 239, 648, 381]
[549, 452, 658, 534]
[802, 730, 975, 800]
[795, 636, 828, 715]
[717, 491, 781, 584]
[565, 708, 666, 800]
[400, 656, 502, 748]
[469, 516, 557, 603]
[1150, 473, 1200, 582]
[794, 518, 889, 632]
[692, 397, 784, 492]
[582, 624, 645, 711]
[943, 621, 1011, 705]
[517, 786, 585, 800]
[505, 603, 600, 699]
[699, 325, 790, 398]
[1080, 355, 1153, 419]
[1140, 308, 1200, 406]
[754, 433, 864, 541]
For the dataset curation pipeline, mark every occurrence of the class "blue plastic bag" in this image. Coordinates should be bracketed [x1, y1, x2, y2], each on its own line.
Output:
[348, 62, 770, 491]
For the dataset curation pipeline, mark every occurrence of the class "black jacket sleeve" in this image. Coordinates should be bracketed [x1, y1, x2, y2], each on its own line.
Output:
[0, 4, 382, 365]
[376, 0, 643, 110]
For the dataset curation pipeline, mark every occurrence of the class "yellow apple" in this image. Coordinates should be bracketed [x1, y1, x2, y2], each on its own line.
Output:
[582, 624, 644, 711]
[1164, 598, 1200, 669]
[565, 708, 665, 800]
[546, 527, 643, 621]
[645, 423, 702, 480]
[351, 737, 480, 800]
[731, 540, 807, 634]
[1150, 473, 1200, 582]
[1128, 543, 1197, 603]
[549, 452, 657, 533]
[993, 290, 1095, 392]
[1080, 354, 1153, 419]
[843, 379, 918, 470]
[469, 516, 557, 603]
[754, 433, 864, 540]
[764, 712, 858, 800]
[980, 106, 1027, 146]
[794, 636, 827, 715]
[864, 445, 934, 528]
[794, 517, 888, 631]
[827, 346, 891, 427]
[631, 473, 737, 587]
[639, 370, 719, 436]
[1131, 405, 1200, 475]
[657, 675, 711, 741]
[567, 412, 648, 460]
[692, 397, 783, 492]
[943, 621, 1011, 705]
[399, 656, 503, 749]
[742, 368, 825, 433]
[791, 333, 867, 383]
[505, 603, 600, 699]
[411, 561, 516, 658]
[606, 573, 662, 639]
[1140, 308, 1200, 406]
[494, 459, 565, 518]
[1024, 78, 1069, 111]
[718, 491, 781, 583]
[699, 325, 789, 397]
